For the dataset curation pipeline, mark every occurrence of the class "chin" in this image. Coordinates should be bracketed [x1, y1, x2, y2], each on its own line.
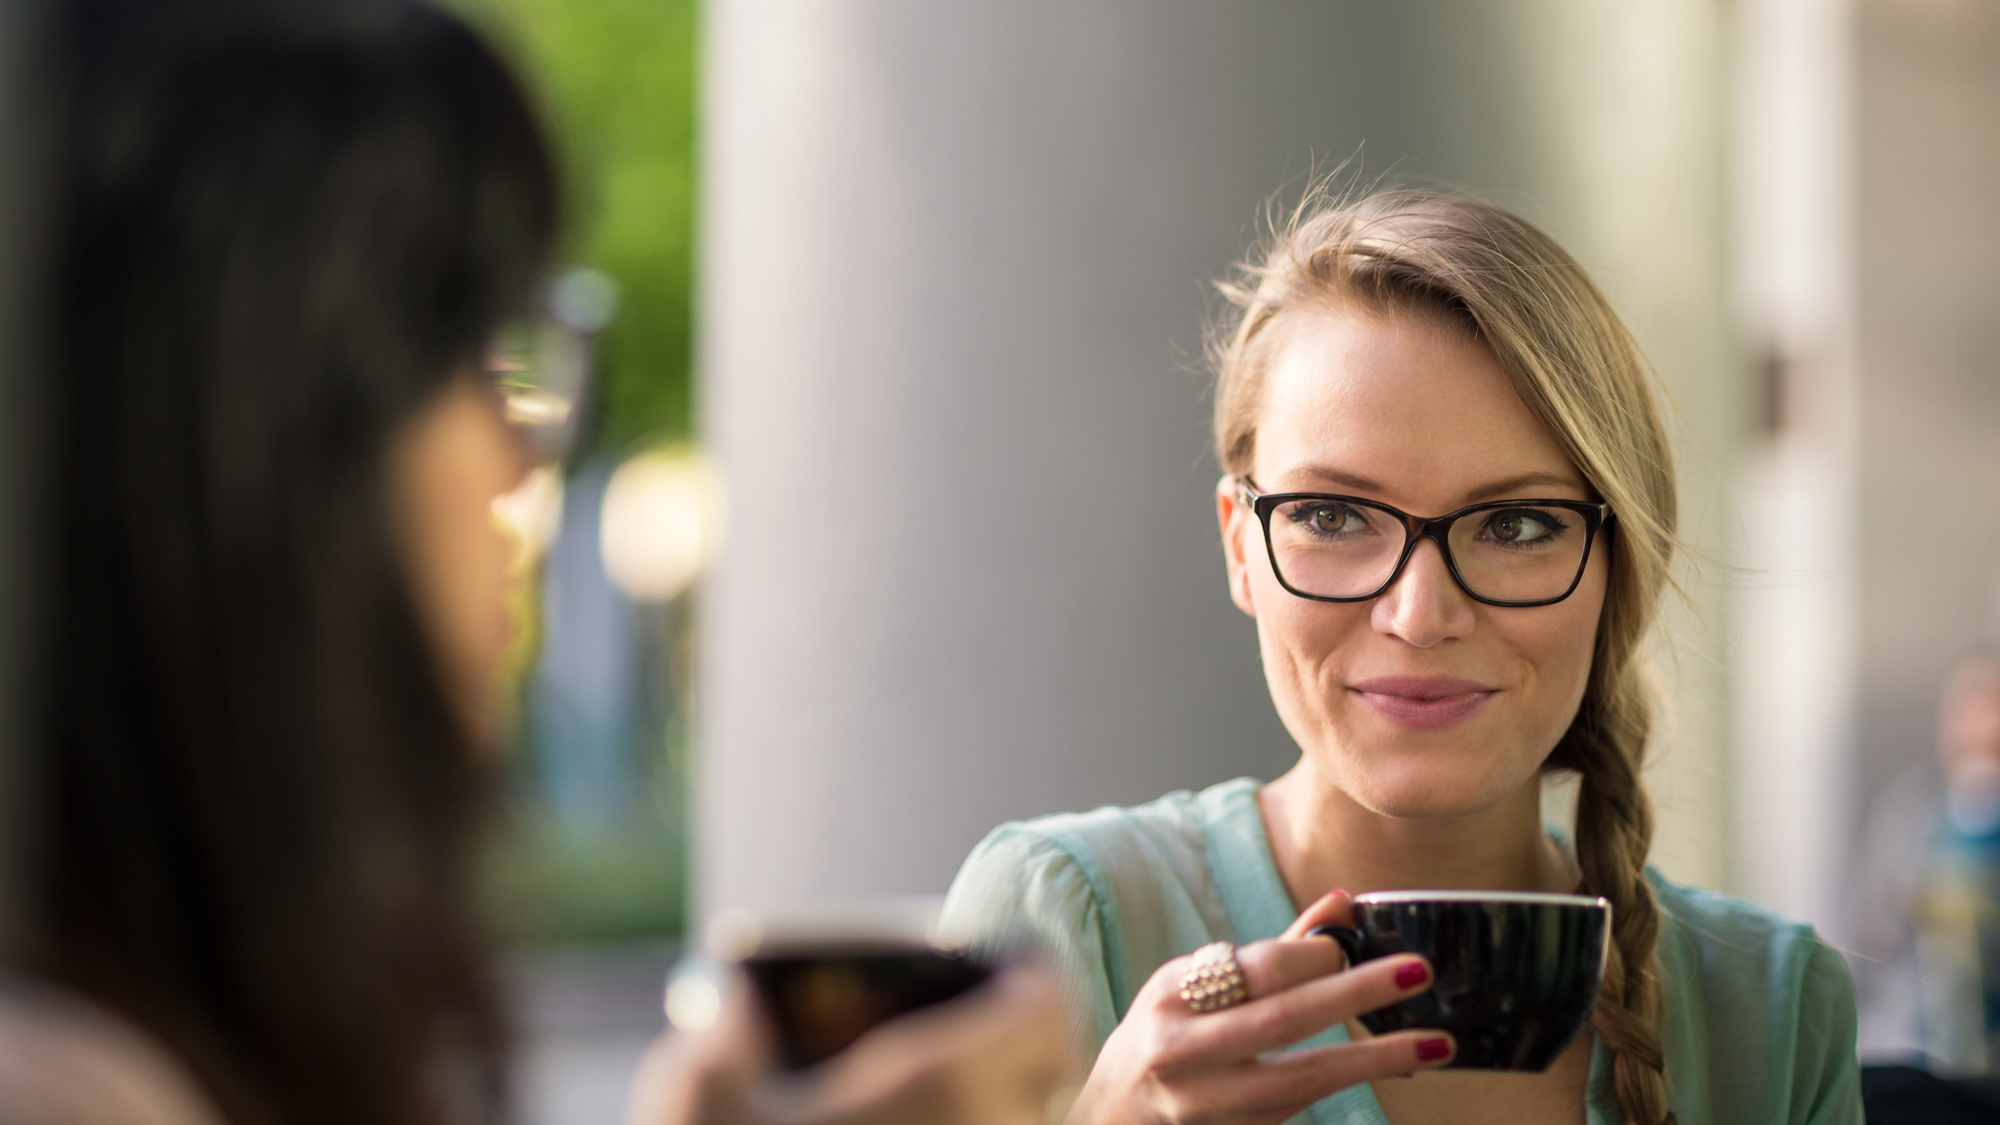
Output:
[1360, 787, 1500, 821]
[1340, 756, 1527, 822]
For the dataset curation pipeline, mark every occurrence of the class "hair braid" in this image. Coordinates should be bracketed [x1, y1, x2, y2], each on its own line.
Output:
[1554, 657, 1673, 1125]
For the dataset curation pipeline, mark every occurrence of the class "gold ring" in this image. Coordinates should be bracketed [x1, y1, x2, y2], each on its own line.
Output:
[1179, 941, 1249, 1013]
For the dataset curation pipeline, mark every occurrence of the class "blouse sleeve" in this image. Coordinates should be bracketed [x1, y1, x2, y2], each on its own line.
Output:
[1792, 939, 1864, 1125]
[938, 826, 1122, 1054]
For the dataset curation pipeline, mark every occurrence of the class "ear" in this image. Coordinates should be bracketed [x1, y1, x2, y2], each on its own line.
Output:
[1216, 475, 1258, 617]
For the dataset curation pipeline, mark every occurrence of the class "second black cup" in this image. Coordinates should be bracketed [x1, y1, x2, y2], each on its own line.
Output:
[1309, 890, 1610, 1071]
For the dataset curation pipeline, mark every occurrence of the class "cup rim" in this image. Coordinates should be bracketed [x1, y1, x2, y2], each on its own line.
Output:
[1354, 890, 1610, 908]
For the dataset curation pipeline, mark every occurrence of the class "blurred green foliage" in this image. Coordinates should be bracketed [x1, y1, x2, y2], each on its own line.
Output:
[488, 802, 686, 946]
[478, 633, 692, 948]
[461, 0, 698, 946]
[484, 599, 694, 948]
[468, 0, 698, 449]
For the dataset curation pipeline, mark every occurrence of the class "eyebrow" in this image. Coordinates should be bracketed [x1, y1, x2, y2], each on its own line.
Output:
[1284, 465, 1586, 504]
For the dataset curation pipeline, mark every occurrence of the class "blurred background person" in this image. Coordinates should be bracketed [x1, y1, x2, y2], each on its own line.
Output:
[1846, 651, 2000, 1119]
[0, 1, 1069, 1123]
[1909, 650, 2000, 1072]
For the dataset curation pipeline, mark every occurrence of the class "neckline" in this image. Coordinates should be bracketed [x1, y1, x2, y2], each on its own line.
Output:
[1196, 777, 1301, 941]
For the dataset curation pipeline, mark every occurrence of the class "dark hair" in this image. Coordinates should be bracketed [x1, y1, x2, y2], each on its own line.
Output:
[23, 2, 560, 1123]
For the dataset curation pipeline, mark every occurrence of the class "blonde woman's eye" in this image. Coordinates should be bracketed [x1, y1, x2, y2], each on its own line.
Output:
[1290, 503, 1370, 538]
[1481, 508, 1566, 546]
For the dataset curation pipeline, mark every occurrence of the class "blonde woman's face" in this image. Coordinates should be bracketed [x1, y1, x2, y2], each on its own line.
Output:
[1217, 308, 1609, 820]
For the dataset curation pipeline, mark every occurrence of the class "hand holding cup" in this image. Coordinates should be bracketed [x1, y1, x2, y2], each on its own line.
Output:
[628, 962, 1076, 1125]
[1064, 889, 1455, 1125]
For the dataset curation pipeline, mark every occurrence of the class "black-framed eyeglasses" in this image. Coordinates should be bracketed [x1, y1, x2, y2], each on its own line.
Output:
[1235, 478, 1613, 608]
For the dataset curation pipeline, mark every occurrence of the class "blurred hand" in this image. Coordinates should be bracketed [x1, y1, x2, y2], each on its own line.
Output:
[1065, 890, 1454, 1125]
[628, 963, 1078, 1125]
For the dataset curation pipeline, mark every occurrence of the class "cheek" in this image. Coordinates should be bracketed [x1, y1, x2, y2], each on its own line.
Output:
[1247, 571, 1371, 720]
[1507, 564, 1609, 736]
[445, 432, 525, 672]
[394, 384, 529, 722]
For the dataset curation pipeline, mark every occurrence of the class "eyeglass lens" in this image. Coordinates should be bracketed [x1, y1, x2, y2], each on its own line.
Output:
[486, 320, 585, 465]
[1266, 498, 1589, 603]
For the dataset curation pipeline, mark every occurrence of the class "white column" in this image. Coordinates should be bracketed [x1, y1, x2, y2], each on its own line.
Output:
[1730, 0, 1861, 940]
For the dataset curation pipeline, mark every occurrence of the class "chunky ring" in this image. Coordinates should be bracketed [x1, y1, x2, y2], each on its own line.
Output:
[1179, 941, 1250, 1013]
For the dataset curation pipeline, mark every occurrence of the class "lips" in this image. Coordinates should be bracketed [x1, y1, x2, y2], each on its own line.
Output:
[1350, 675, 1497, 730]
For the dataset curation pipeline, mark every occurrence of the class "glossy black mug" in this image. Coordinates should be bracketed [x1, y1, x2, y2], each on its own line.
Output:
[1308, 891, 1610, 1071]
[741, 942, 993, 1070]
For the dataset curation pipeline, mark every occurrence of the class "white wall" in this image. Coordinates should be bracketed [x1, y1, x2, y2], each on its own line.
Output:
[697, 0, 1741, 918]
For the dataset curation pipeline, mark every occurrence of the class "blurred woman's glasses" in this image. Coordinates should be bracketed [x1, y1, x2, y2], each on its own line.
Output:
[486, 323, 582, 465]
[485, 267, 619, 466]
[1235, 477, 1613, 608]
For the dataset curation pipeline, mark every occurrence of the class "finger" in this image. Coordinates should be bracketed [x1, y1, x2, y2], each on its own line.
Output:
[1137, 928, 1349, 1021]
[1180, 952, 1436, 1058]
[1281, 887, 1355, 940]
[800, 965, 1077, 1120]
[1230, 1030, 1457, 1112]
[627, 985, 765, 1125]
[855, 971, 1076, 1125]
[1131, 1030, 1455, 1124]
[1233, 936, 1346, 998]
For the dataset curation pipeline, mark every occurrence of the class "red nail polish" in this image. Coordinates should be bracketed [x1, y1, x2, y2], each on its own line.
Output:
[1394, 961, 1430, 989]
[1415, 1036, 1452, 1062]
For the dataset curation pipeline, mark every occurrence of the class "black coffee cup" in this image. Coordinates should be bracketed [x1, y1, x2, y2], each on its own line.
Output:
[741, 942, 993, 1070]
[1308, 891, 1609, 1071]
[709, 907, 997, 1071]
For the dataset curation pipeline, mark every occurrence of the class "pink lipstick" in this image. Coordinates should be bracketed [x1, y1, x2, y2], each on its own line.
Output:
[1351, 675, 1496, 730]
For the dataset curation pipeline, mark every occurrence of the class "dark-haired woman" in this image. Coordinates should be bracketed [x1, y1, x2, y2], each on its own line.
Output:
[2, 2, 1069, 1123]
[942, 189, 1863, 1124]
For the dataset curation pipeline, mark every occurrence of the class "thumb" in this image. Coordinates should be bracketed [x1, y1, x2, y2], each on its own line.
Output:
[1281, 887, 1356, 941]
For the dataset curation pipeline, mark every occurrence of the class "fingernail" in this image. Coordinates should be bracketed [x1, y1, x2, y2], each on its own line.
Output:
[1394, 961, 1430, 989]
[1416, 1036, 1452, 1062]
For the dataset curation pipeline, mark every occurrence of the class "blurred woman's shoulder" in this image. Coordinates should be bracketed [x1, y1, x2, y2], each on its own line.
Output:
[0, 976, 222, 1125]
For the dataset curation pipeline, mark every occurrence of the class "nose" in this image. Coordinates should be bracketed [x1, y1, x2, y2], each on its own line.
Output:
[1370, 537, 1476, 648]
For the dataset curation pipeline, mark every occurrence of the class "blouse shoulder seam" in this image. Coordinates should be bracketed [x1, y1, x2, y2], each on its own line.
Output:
[994, 819, 1135, 1008]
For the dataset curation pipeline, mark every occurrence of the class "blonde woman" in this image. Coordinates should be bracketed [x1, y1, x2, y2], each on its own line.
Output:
[941, 190, 1862, 1124]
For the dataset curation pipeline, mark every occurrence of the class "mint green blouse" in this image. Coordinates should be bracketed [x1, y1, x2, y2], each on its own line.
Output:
[939, 778, 1862, 1125]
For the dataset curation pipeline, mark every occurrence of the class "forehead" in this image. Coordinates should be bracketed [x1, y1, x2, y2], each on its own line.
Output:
[1251, 307, 1586, 508]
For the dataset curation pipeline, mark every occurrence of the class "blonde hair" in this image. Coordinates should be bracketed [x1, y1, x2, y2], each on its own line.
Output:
[1212, 188, 1678, 1124]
